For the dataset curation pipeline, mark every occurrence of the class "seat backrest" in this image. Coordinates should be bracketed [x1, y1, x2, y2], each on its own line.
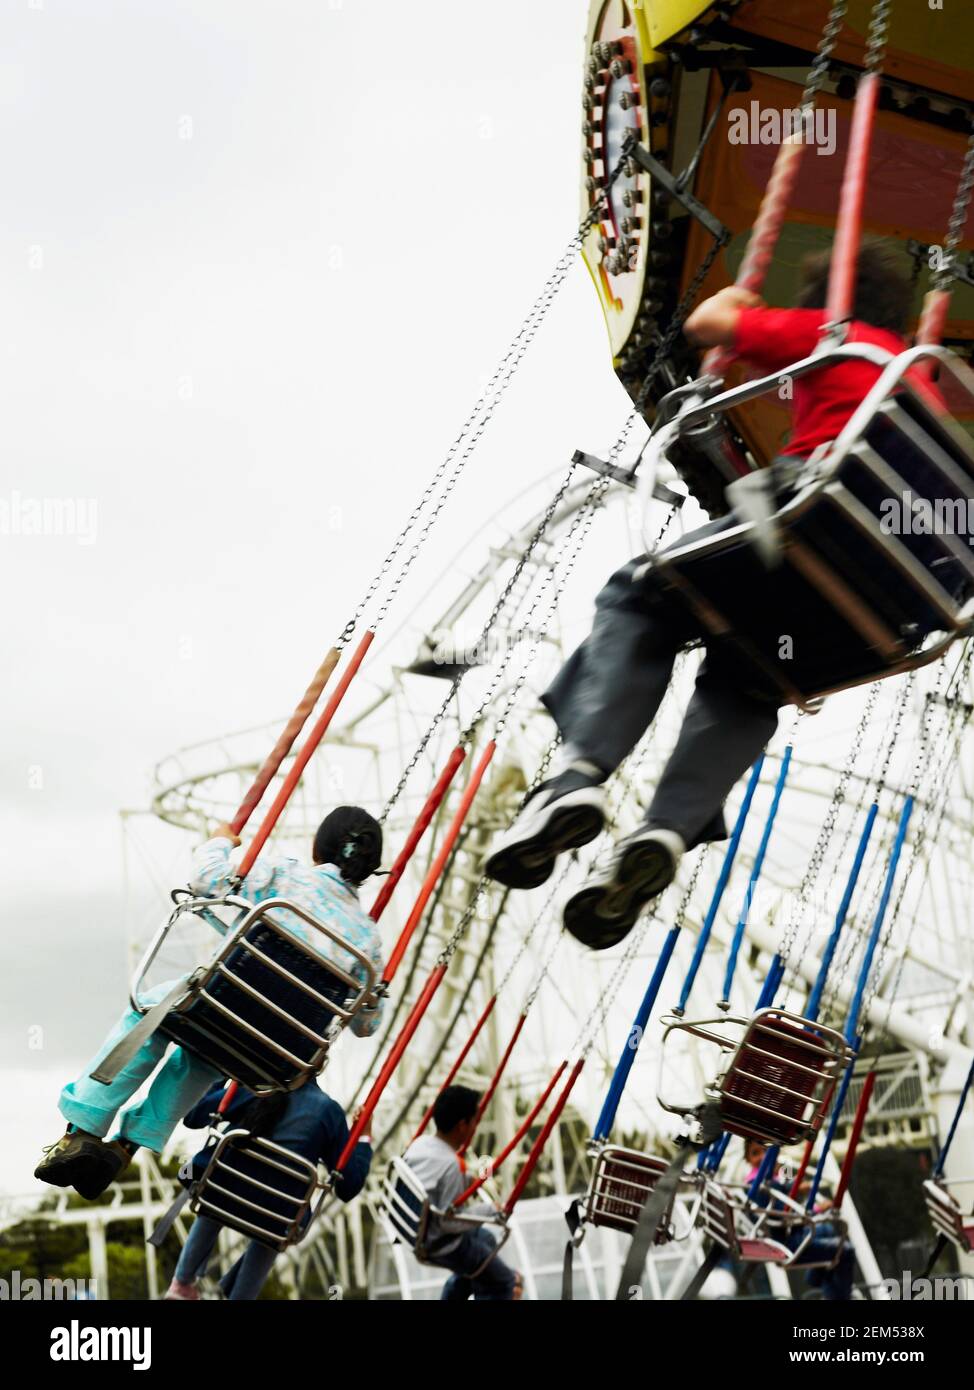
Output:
[586, 1146, 674, 1240]
[192, 1129, 319, 1251]
[923, 1178, 966, 1242]
[381, 1157, 432, 1253]
[718, 1009, 846, 1146]
[699, 1179, 739, 1254]
[161, 896, 376, 1090]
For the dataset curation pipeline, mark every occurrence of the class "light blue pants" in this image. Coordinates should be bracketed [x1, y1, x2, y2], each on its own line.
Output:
[58, 982, 223, 1152]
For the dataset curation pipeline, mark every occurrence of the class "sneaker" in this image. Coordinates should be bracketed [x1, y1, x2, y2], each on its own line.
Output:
[34, 1131, 132, 1201]
[563, 826, 684, 950]
[163, 1278, 201, 1301]
[485, 763, 607, 890]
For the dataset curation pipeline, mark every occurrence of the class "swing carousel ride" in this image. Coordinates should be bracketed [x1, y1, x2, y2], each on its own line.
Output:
[25, 0, 974, 1300]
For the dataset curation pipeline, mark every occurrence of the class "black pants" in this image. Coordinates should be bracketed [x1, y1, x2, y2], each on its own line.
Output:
[541, 517, 781, 850]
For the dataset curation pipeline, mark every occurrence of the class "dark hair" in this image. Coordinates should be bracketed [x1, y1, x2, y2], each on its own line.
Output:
[433, 1085, 480, 1134]
[795, 236, 913, 336]
[313, 806, 382, 885]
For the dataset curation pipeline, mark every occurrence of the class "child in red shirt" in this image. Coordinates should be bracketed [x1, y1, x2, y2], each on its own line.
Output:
[485, 241, 927, 950]
[685, 239, 944, 456]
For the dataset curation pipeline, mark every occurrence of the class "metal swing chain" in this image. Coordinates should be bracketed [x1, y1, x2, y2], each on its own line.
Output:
[472, 235, 729, 740]
[379, 464, 582, 821]
[776, 681, 881, 972]
[823, 658, 956, 1027]
[494, 724, 671, 1036]
[800, 0, 849, 113]
[875, 688, 974, 1042]
[932, 124, 974, 295]
[434, 662, 674, 976]
[863, 0, 891, 77]
[806, 679, 917, 1017]
[335, 139, 637, 651]
[631, 233, 730, 424]
[495, 863, 573, 1000]
[388, 228, 735, 941]
[858, 647, 973, 1029]
[574, 914, 657, 1062]
[818, 679, 922, 1022]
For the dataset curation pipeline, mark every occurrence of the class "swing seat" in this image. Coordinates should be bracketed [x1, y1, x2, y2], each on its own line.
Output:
[650, 345, 974, 708]
[379, 1157, 510, 1273]
[698, 1177, 846, 1269]
[133, 894, 379, 1092]
[923, 1177, 974, 1254]
[738, 1236, 790, 1263]
[660, 1008, 851, 1146]
[583, 1145, 683, 1242]
[190, 1128, 321, 1251]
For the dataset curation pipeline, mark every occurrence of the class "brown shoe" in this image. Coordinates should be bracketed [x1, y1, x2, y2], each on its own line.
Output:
[34, 1130, 131, 1201]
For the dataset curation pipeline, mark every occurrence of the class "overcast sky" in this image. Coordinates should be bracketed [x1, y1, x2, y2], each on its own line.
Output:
[4, 2, 971, 1209]
[0, 0, 652, 1196]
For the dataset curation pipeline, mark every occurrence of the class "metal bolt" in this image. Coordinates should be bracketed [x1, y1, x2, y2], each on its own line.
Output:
[610, 58, 633, 78]
[619, 91, 638, 111]
[650, 79, 671, 100]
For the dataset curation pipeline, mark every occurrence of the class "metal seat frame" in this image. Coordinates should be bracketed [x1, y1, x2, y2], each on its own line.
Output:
[639, 343, 974, 709]
[923, 1176, 974, 1255]
[659, 1007, 853, 1146]
[131, 892, 379, 1092]
[379, 1156, 511, 1278]
[190, 1127, 324, 1252]
[697, 1175, 847, 1270]
[576, 1142, 699, 1245]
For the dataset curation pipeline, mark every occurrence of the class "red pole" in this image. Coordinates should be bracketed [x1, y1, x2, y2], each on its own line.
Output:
[368, 744, 467, 923]
[217, 1080, 239, 1115]
[382, 740, 496, 984]
[230, 648, 341, 836]
[825, 73, 880, 328]
[916, 288, 952, 350]
[334, 963, 448, 1172]
[459, 1012, 527, 1157]
[833, 1068, 876, 1207]
[704, 133, 806, 379]
[412, 994, 498, 1141]
[503, 1059, 585, 1216]
[236, 630, 374, 880]
[455, 1061, 567, 1205]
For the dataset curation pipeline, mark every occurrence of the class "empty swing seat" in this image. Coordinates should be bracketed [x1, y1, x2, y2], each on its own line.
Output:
[191, 1128, 321, 1251]
[133, 894, 379, 1092]
[652, 347, 974, 707]
[719, 1010, 849, 1146]
[583, 1146, 679, 1242]
[660, 1008, 851, 1147]
[698, 1176, 846, 1270]
[923, 1178, 974, 1254]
